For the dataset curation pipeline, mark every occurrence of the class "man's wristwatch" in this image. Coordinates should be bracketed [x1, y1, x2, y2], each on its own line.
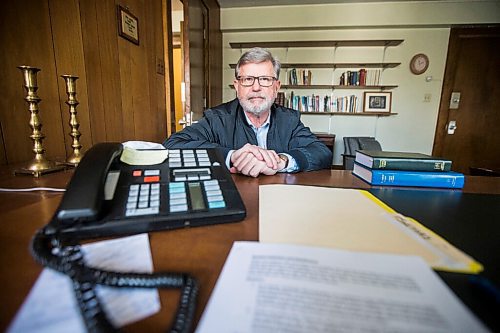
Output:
[278, 153, 289, 169]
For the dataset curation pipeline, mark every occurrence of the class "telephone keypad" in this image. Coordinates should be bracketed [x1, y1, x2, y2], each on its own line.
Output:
[125, 183, 161, 217]
[168, 182, 188, 213]
[168, 149, 213, 169]
[204, 180, 226, 209]
[124, 150, 228, 217]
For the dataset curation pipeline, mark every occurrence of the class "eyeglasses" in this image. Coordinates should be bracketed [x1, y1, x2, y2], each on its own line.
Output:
[237, 76, 277, 87]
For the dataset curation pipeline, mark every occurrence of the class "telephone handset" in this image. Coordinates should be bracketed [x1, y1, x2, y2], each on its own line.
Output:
[56, 142, 123, 222]
[31, 142, 247, 332]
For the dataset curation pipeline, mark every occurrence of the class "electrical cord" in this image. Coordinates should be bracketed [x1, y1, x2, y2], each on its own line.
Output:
[0, 187, 66, 192]
[30, 229, 198, 333]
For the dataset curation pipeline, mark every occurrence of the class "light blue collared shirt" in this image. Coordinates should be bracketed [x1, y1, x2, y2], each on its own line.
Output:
[225, 112, 298, 172]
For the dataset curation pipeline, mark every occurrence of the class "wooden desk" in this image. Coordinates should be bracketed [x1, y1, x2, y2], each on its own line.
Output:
[1, 168, 499, 332]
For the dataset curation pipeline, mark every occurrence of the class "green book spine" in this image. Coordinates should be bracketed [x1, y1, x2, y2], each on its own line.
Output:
[372, 158, 452, 171]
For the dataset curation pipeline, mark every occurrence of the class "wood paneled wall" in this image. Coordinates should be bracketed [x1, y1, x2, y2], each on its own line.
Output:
[204, 0, 222, 107]
[0, 0, 168, 165]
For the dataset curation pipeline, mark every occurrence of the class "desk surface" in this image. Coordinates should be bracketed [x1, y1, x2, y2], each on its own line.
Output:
[1, 167, 499, 332]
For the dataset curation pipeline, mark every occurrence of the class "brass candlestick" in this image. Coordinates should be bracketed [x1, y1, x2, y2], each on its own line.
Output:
[15, 66, 64, 177]
[61, 75, 83, 166]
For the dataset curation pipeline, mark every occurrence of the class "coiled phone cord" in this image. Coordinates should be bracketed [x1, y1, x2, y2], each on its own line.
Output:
[30, 229, 199, 333]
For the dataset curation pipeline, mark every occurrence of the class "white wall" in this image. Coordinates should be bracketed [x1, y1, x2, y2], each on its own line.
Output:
[172, 11, 183, 33]
[220, 1, 500, 165]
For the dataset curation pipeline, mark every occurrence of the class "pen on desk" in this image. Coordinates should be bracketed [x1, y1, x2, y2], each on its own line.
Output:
[468, 276, 500, 304]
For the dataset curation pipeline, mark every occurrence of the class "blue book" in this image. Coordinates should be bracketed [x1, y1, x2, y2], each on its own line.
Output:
[353, 162, 465, 188]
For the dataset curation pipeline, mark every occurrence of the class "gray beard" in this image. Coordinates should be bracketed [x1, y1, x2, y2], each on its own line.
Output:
[238, 96, 274, 116]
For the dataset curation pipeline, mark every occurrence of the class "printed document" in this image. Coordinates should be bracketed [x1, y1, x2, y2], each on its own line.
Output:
[196, 241, 488, 333]
[8, 234, 160, 333]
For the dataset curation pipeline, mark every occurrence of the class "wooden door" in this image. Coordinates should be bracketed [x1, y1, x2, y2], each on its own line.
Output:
[183, 0, 208, 122]
[433, 27, 500, 174]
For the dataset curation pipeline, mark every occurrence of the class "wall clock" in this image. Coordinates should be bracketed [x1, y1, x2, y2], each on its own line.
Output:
[410, 53, 429, 75]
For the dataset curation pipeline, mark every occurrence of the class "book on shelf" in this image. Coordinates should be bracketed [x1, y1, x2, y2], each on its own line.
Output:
[355, 150, 453, 171]
[365, 69, 381, 85]
[338, 69, 380, 86]
[288, 68, 297, 85]
[275, 92, 286, 106]
[299, 69, 312, 85]
[287, 68, 312, 86]
[353, 162, 465, 188]
[337, 95, 359, 113]
[359, 68, 367, 86]
[339, 72, 346, 85]
[285, 92, 361, 113]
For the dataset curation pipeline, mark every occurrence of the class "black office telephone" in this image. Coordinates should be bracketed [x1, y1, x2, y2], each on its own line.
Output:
[47, 142, 246, 240]
[30, 142, 247, 332]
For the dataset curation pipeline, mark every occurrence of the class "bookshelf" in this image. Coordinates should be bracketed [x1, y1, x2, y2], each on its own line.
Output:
[229, 39, 402, 115]
[302, 111, 396, 116]
[229, 62, 401, 70]
[228, 84, 398, 90]
[229, 40, 403, 48]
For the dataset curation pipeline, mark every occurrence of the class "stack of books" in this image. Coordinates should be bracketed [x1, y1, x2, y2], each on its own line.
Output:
[352, 150, 465, 188]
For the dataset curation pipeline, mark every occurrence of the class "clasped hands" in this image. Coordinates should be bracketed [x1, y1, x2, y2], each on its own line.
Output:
[229, 143, 286, 177]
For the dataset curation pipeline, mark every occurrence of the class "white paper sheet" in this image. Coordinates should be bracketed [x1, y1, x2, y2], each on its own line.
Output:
[196, 241, 489, 333]
[8, 234, 160, 333]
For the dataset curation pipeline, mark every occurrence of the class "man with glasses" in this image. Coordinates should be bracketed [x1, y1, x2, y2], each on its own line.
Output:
[163, 47, 332, 177]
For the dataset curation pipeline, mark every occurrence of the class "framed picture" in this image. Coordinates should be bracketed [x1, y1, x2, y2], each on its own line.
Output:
[117, 5, 139, 45]
[363, 91, 392, 113]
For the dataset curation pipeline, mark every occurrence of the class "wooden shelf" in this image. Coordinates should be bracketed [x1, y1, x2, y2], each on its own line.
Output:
[228, 84, 398, 90]
[282, 84, 398, 90]
[330, 62, 400, 69]
[229, 40, 404, 49]
[230, 62, 401, 69]
[301, 112, 397, 116]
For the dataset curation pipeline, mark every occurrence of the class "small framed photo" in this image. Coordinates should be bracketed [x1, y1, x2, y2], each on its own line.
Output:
[363, 91, 392, 113]
[117, 5, 139, 45]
